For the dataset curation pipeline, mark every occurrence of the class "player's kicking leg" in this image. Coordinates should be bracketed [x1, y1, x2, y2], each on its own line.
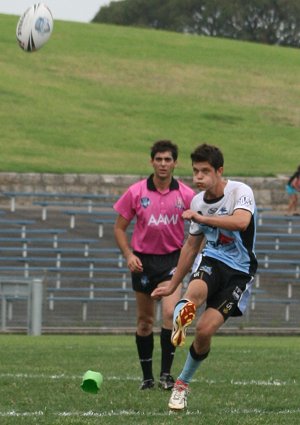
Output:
[171, 300, 196, 347]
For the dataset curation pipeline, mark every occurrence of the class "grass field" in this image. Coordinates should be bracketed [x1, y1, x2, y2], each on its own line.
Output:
[0, 335, 299, 424]
[1, 14, 300, 176]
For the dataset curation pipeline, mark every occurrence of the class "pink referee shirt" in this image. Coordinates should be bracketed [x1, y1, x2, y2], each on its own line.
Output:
[114, 175, 195, 255]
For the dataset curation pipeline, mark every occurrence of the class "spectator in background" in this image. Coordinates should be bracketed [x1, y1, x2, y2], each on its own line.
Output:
[113, 140, 195, 390]
[285, 165, 300, 215]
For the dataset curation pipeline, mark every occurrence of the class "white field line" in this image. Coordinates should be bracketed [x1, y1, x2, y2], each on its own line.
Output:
[0, 373, 296, 386]
[1, 408, 300, 418]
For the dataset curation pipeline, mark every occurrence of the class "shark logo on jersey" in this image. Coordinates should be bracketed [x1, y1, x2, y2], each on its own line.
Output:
[218, 207, 228, 215]
[141, 197, 150, 208]
[175, 197, 185, 210]
[237, 196, 252, 207]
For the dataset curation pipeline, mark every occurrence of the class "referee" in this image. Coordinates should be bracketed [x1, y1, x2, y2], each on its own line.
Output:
[114, 140, 195, 390]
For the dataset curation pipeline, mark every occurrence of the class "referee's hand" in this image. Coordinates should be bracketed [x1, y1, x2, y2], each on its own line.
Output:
[126, 253, 143, 273]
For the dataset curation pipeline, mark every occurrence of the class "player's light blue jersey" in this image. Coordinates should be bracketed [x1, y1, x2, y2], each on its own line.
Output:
[189, 180, 257, 276]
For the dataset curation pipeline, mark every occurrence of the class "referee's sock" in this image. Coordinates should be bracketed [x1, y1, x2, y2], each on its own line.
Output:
[135, 332, 154, 381]
[160, 327, 175, 376]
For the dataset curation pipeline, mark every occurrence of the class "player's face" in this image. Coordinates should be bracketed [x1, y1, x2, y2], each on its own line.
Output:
[192, 161, 223, 191]
[151, 151, 176, 179]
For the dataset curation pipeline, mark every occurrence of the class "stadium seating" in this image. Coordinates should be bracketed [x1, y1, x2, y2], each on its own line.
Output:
[33, 200, 117, 221]
[2, 191, 118, 212]
[0, 193, 299, 331]
[252, 214, 300, 327]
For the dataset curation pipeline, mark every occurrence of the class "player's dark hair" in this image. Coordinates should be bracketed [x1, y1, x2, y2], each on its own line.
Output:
[191, 143, 224, 170]
[150, 140, 178, 161]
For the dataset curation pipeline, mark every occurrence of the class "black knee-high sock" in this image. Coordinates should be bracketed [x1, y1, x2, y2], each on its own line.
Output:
[135, 333, 154, 381]
[160, 328, 176, 376]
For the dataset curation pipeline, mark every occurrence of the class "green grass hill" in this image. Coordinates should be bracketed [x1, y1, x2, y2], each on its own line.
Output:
[1, 14, 299, 176]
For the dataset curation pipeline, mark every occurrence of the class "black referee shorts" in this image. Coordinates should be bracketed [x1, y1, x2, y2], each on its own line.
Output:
[131, 250, 181, 294]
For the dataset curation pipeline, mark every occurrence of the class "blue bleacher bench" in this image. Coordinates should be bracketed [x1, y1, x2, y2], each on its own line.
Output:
[3, 191, 119, 212]
[62, 210, 116, 229]
[33, 200, 117, 220]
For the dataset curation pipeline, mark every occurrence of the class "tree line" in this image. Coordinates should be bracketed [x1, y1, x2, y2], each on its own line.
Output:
[93, 0, 300, 48]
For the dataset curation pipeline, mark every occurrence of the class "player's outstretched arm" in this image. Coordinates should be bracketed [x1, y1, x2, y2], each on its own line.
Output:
[151, 234, 203, 299]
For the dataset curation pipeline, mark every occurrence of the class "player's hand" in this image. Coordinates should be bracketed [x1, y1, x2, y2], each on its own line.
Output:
[151, 285, 173, 299]
[126, 252, 143, 273]
[182, 209, 202, 223]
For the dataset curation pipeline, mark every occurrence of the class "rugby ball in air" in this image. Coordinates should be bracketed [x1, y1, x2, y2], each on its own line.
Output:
[16, 3, 53, 52]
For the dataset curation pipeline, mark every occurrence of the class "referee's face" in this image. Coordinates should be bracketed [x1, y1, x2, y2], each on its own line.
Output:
[151, 151, 177, 180]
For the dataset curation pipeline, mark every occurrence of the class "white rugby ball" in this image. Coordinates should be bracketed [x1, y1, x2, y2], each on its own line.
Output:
[16, 3, 53, 52]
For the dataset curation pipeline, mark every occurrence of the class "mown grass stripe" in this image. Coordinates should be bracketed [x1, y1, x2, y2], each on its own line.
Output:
[0, 373, 295, 386]
[1, 408, 300, 417]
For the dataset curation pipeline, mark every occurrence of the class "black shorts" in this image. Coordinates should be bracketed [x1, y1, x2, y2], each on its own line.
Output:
[131, 250, 181, 294]
[190, 256, 254, 320]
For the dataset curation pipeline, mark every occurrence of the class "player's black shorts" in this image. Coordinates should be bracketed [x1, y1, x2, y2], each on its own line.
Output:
[190, 255, 254, 320]
[131, 250, 181, 294]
